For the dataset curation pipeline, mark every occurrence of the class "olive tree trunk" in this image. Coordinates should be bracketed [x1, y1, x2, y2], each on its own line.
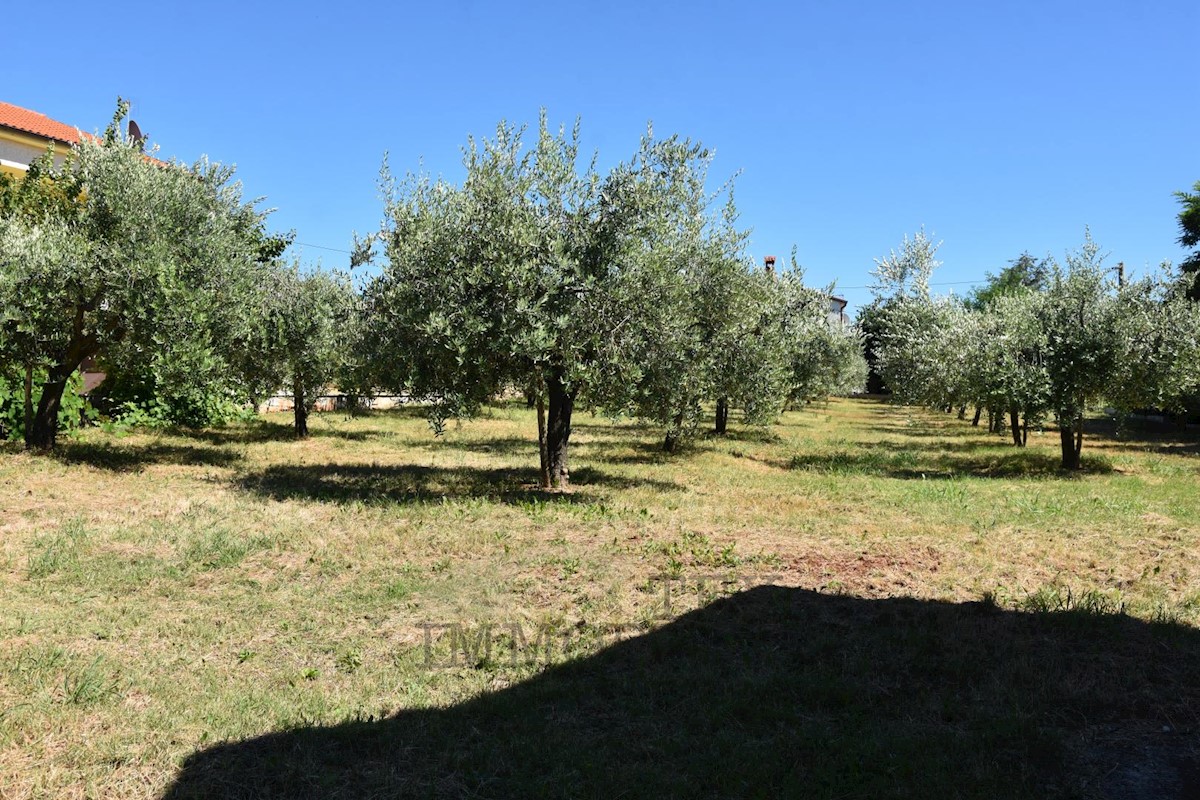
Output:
[536, 395, 550, 489]
[714, 397, 729, 435]
[26, 362, 75, 450]
[545, 372, 574, 489]
[1059, 420, 1083, 469]
[663, 409, 686, 453]
[1009, 406, 1025, 447]
[26, 322, 98, 451]
[294, 383, 309, 439]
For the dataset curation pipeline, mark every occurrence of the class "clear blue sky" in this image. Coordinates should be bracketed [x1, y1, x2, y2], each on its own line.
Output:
[5, 0, 1197, 313]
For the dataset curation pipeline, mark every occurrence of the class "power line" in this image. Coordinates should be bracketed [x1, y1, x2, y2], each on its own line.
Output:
[285, 246, 996, 290]
[294, 242, 353, 254]
[836, 279, 988, 290]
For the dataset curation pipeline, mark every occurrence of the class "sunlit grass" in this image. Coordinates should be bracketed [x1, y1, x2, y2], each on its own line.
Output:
[1, 397, 1198, 797]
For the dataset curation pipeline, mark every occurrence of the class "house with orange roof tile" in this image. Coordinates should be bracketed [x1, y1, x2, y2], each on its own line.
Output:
[0, 100, 98, 178]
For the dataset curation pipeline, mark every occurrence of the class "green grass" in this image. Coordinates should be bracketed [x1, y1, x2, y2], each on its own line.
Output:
[1, 398, 1198, 798]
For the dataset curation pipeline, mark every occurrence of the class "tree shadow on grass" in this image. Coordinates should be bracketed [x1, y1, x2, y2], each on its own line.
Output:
[873, 412, 1200, 457]
[1146, 442, 1200, 459]
[52, 441, 243, 472]
[578, 421, 783, 464]
[185, 418, 374, 446]
[580, 439, 710, 466]
[857, 437, 1019, 454]
[160, 585, 1200, 799]
[871, 422, 993, 439]
[235, 463, 682, 506]
[694, 425, 785, 447]
[419, 434, 666, 465]
[1083, 418, 1200, 460]
[420, 436, 539, 458]
[783, 445, 1112, 479]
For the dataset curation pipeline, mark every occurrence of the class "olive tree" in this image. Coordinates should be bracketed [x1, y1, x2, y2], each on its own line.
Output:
[871, 228, 1200, 467]
[874, 296, 974, 411]
[0, 102, 269, 449]
[710, 266, 795, 432]
[861, 229, 942, 393]
[980, 291, 1050, 445]
[237, 263, 355, 437]
[624, 198, 810, 451]
[1109, 269, 1200, 418]
[874, 285, 1048, 446]
[95, 230, 292, 428]
[358, 116, 724, 488]
[776, 265, 866, 405]
[1039, 235, 1123, 468]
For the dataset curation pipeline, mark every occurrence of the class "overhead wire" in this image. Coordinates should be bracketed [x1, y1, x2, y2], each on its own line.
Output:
[289, 243, 1006, 290]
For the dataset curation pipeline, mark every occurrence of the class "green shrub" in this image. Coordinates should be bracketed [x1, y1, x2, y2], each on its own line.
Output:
[0, 369, 95, 441]
[92, 343, 256, 429]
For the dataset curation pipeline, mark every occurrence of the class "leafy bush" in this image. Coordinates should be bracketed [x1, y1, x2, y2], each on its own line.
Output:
[92, 339, 255, 429]
[0, 369, 95, 441]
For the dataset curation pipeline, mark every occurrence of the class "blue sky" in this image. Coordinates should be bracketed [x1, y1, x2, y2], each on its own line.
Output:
[5, 0, 1197, 313]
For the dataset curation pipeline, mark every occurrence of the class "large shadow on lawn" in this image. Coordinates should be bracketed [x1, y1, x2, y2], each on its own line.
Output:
[53, 440, 243, 472]
[161, 585, 1199, 799]
[236, 463, 681, 506]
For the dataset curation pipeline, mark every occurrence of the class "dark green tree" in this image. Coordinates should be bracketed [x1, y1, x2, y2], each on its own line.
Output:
[967, 252, 1051, 310]
[1175, 181, 1200, 300]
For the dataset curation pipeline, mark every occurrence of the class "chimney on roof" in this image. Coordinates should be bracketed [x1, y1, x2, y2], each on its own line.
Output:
[764, 255, 776, 278]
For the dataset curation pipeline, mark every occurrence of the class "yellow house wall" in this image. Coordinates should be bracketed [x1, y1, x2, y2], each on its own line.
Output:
[0, 127, 71, 175]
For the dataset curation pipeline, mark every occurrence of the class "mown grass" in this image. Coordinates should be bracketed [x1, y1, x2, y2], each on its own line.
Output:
[1, 397, 1198, 798]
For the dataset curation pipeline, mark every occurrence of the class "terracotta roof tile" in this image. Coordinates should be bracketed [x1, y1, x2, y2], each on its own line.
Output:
[0, 101, 97, 145]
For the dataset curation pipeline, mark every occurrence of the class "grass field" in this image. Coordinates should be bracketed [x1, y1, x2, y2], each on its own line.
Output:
[1, 397, 1198, 798]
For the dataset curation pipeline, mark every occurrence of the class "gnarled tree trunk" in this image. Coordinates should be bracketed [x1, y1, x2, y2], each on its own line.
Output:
[26, 362, 75, 450]
[545, 372, 574, 489]
[26, 316, 99, 452]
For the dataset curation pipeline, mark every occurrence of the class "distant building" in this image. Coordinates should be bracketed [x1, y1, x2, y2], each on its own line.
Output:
[762, 256, 850, 329]
[829, 296, 849, 328]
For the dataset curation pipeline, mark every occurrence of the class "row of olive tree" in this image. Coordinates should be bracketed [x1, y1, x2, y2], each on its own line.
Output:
[868, 231, 1200, 468]
[352, 116, 863, 487]
[1, 105, 861, 461]
[0, 101, 353, 447]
